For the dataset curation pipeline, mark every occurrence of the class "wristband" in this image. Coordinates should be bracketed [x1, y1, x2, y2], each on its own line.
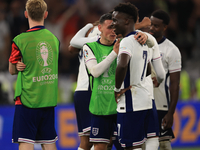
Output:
[114, 87, 121, 92]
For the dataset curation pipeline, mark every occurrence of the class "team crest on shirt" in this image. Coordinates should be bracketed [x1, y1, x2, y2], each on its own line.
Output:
[36, 41, 53, 67]
[84, 49, 88, 58]
[120, 47, 127, 50]
[160, 52, 164, 60]
[92, 127, 99, 136]
[175, 59, 181, 63]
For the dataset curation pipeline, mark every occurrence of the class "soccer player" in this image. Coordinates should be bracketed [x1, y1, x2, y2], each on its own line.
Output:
[112, 3, 164, 150]
[149, 10, 182, 150]
[69, 13, 154, 150]
[8, 0, 59, 150]
[69, 23, 100, 150]
[82, 13, 120, 150]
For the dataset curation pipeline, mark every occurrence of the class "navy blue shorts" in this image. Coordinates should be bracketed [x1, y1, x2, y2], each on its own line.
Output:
[117, 110, 147, 148]
[157, 110, 175, 141]
[146, 100, 159, 138]
[12, 105, 58, 144]
[117, 101, 159, 148]
[90, 114, 117, 143]
[74, 90, 91, 136]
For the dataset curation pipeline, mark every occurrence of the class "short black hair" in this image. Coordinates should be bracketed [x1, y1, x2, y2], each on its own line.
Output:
[99, 13, 112, 24]
[113, 2, 138, 23]
[151, 10, 170, 25]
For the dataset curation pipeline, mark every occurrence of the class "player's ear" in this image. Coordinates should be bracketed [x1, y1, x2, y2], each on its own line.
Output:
[163, 25, 168, 32]
[44, 11, 48, 19]
[98, 24, 102, 32]
[125, 18, 129, 25]
[24, 10, 28, 18]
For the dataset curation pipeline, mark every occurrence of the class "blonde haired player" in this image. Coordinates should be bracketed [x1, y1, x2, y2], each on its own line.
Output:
[9, 0, 59, 150]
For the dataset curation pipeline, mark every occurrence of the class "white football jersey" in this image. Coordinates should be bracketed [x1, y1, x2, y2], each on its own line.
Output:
[154, 37, 181, 110]
[75, 26, 100, 91]
[117, 31, 152, 113]
[143, 37, 162, 100]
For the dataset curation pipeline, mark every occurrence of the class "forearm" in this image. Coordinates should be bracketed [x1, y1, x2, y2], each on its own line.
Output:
[152, 59, 165, 83]
[115, 64, 127, 89]
[68, 45, 80, 55]
[169, 82, 179, 115]
[145, 32, 155, 48]
[70, 23, 94, 49]
[86, 51, 117, 78]
[9, 62, 18, 75]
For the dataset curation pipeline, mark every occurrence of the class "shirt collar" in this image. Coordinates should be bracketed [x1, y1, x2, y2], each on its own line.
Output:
[125, 31, 137, 37]
[97, 38, 116, 46]
[158, 36, 166, 44]
[26, 26, 45, 32]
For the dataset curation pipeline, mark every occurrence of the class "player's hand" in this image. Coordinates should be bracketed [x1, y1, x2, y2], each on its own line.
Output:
[113, 38, 120, 55]
[16, 61, 26, 72]
[140, 17, 151, 28]
[115, 86, 132, 103]
[134, 32, 148, 45]
[161, 112, 174, 130]
[152, 77, 160, 87]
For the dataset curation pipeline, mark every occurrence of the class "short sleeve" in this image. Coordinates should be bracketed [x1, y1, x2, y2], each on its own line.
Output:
[168, 47, 181, 73]
[83, 44, 96, 64]
[119, 38, 132, 57]
[152, 42, 161, 62]
[9, 42, 22, 64]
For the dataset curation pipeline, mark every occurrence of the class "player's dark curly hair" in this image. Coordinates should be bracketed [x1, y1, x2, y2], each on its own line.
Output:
[99, 13, 112, 24]
[113, 2, 138, 23]
[151, 10, 170, 25]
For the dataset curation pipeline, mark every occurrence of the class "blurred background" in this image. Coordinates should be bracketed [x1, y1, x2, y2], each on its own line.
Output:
[0, 0, 200, 149]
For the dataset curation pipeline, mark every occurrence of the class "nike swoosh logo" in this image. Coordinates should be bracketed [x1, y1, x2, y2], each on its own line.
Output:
[161, 130, 168, 135]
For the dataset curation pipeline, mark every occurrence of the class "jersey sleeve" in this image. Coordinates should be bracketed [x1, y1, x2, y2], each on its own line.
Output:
[70, 23, 99, 49]
[152, 40, 161, 62]
[83, 44, 117, 78]
[9, 42, 22, 64]
[83, 44, 96, 63]
[119, 37, 133, 57]
[168, 46, 181, 73]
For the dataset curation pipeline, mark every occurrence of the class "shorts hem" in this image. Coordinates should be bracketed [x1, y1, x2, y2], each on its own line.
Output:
[12, 136, 58, 144]
[90, 138, 110, 143]
[159, 136, 173, 141]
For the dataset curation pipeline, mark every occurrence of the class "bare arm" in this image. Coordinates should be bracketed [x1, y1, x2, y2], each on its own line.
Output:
[115, 53, 130, 102]
[115, 54, 130, 89]
[9, 62, 18, 75]
[162, 71, 180, 129]
[68, 45, 80, 55]
[135, 17, 151, 30]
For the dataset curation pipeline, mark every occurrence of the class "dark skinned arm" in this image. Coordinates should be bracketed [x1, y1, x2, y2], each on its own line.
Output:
[68, 45, 80, 55]
[162, 71, 180, 129]
[146, 62, 151, 77]
[115, 53, 131, 102]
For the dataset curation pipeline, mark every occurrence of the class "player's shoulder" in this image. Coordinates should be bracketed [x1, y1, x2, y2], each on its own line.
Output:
[88, 26, 101, 37]
[162, 38, 179, 51]
[13, 32, 27, 42]
[122, 34, 138, 45]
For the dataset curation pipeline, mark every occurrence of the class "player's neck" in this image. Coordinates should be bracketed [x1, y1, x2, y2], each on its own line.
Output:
[28, 19, 44, 29]
[100, 37, 113, 46]
[156, 36, 164, 43]
[123, 25, 135, 37]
